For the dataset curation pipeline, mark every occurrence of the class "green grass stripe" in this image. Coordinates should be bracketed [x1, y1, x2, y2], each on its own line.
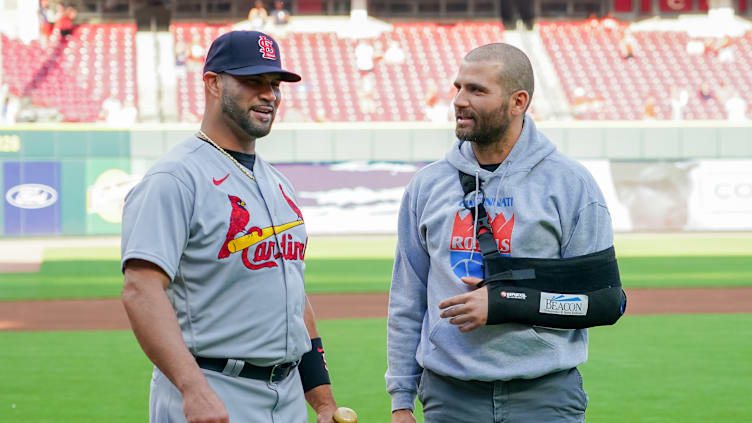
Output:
[0, 331, 151, 422]
[36, 233, 752, 261]
[613, 233, 752, 257]
[583, 313, 752, 422]
[2, 253, 752, 300]
[1, 315, 750, 422]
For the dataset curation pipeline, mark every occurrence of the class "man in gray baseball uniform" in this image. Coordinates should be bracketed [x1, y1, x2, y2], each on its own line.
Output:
[121, 30, 337, 423]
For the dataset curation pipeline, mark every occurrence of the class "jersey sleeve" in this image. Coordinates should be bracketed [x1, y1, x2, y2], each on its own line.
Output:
[121, 172, 194, 280]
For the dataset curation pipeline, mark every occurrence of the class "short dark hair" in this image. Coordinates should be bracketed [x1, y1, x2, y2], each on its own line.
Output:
[464, 43, 534, 108]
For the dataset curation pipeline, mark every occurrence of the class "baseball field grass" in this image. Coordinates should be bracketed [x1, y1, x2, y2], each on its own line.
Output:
[0, 233, 751, 301]
[0, 233, 751, 422]
[1, 314, 751, 423]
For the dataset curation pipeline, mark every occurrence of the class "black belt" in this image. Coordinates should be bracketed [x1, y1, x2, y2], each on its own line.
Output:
[195, 356, 298, 383]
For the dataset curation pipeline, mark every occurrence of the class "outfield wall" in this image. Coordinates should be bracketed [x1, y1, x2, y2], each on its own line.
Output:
[1, 122, 750, 236]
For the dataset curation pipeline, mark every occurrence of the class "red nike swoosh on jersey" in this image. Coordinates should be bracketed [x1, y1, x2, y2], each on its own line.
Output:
[213, 174, 230, 185]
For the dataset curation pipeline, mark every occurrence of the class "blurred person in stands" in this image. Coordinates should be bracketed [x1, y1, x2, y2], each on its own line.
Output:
[423, 79, 451, 123]
[669, 86, 688, 121]
[698, 82, 714, 102]
[248, 0, 268, 30]
[724, 90, 748, 122]
[271, 1, 291, 26]
[384, 41, 406, 65]
[187, 34, 206, 70]
[357, 73, 377, 115]
[313, 109, 328, 123]
[500, 0, 534, 30]
[601, 13, 619, 31]
[120, 99, 138, 126]
[585, 14, 599, 30]
[99, 94, 122, 126]
[643, 95, 657, 120]
[0, 97, 10, 125]
[619, 29, 637, 60]
[355, 40, 375, 72]
[705, 36, 735, 62]
[55, 4, 76, 38]
[571, 87, 605, 117]
[1, 85, 19, 125]
[716, 36, 735, 63]
[174, 42, 189, 78]
[38, 0, 56, 47]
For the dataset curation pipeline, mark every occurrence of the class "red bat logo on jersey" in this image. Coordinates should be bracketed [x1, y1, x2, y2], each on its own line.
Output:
[450, 210, 515, 254]
[449, 210, 515, 279]
[218, 185, 306, 269]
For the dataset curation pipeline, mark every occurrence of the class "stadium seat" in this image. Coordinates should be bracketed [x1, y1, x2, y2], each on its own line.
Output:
[1, 24, 138, 122]
[539, 22, 752, 120]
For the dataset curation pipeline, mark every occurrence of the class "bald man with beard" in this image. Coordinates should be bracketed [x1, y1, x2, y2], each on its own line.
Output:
[387, 43, 614, 423]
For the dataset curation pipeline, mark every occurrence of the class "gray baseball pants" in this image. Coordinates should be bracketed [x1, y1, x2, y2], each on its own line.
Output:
[149, 365, 307, 422]
[418, 367, 587, 423]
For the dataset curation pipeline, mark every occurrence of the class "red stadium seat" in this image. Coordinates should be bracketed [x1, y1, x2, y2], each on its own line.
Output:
[1, 24, 138, 122]
[169, 22, 505, 122]
[539, 21, 752, 120]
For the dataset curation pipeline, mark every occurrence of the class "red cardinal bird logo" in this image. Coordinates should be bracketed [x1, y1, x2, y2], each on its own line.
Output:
[217, 190, 306, 268]
[218, 195, 250, 259]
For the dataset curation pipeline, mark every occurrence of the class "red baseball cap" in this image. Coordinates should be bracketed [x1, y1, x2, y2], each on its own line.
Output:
[203, 30, 301, 82]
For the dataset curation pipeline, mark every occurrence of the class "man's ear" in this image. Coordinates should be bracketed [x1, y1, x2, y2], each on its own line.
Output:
[203, 72, 222, 99]
[510, 90, 530, 116]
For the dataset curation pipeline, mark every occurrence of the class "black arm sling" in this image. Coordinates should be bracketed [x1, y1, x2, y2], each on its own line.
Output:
[459, 171, 627, 329]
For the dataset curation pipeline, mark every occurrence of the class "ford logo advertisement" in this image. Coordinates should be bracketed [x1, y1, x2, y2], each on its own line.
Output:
[5, 184, 59, 209]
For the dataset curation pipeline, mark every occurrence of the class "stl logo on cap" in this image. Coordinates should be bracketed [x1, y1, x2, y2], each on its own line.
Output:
[258, 35, 277, 60]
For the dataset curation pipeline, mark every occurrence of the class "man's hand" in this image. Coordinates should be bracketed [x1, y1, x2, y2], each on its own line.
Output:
[391, 409, 417, 423]
[181, 382, 229, 423]
[314, 404, 337, 423]
[304, 384, 337, 423]
[438, 276, 488, 332]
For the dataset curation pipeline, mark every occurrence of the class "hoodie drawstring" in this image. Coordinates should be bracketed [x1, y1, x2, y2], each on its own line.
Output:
[469, 163, 511, 264]
[472, 169, 480, 252]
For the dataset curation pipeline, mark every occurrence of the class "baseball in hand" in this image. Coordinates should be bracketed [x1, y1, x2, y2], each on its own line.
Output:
[333, 407, 358, 423]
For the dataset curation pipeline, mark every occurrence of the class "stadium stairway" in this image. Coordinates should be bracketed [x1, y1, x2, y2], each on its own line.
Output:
[136, 32, 160, 122]
[135, 31, 179, 122]
[503, 27, 572, 121]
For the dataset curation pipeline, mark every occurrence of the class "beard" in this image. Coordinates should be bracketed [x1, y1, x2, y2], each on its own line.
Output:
[455, 102, 510, 147]
[221, 88, 274, 139]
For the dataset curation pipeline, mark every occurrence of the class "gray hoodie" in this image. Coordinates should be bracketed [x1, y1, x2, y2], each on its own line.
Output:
[386, 116, 614, 412]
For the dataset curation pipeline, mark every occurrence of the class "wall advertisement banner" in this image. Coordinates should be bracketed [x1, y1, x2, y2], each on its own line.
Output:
[276, 162, 421, 234]
[86, 159, 140, 234]
[285, 160, 752, 234]
[3, 161, 62, 235]
[581, 160, 752, 232]
[2, 159, 747, 236]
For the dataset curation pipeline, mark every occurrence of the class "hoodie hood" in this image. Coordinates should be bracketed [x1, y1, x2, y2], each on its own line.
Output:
[446, 115, 556, 178]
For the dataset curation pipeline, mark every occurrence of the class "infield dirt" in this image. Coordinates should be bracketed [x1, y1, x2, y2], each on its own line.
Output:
[0, 287, 750, 331]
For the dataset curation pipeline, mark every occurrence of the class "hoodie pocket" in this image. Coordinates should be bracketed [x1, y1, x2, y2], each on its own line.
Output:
[428, 318, 557, 358]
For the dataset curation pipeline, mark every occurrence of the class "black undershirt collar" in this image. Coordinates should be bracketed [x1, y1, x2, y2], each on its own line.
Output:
[198, 135, 256, 171]
[480, 163, 502, 172]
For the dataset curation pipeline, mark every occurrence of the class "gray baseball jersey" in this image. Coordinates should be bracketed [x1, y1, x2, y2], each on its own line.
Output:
[121, 136, 311, 366]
